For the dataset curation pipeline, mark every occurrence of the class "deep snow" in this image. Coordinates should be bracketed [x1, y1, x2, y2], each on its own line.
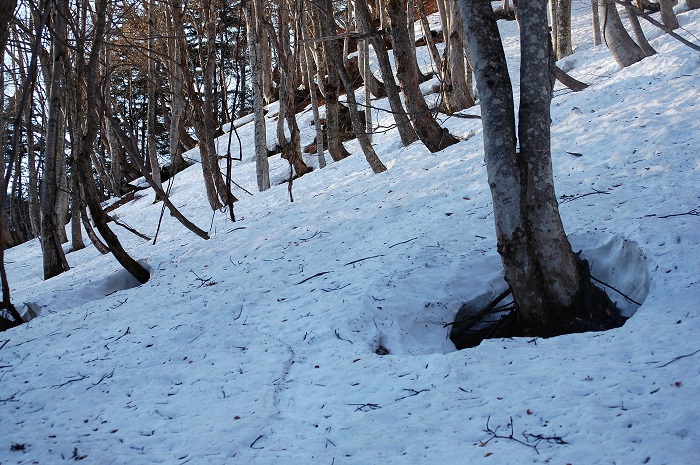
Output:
[1, 2, 699, 464]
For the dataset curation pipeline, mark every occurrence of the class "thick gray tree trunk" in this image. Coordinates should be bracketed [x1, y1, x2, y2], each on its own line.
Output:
[659, 0, 679, 30]
[459, 0, 587, 334]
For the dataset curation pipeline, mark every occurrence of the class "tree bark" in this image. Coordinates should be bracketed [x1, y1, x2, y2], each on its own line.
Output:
[658, 0, 679, 30]
[41, 2, 70, 279]
[355, 0, 418, 147]
[459, 0, 587, 334]
[599, 0, 646, 67]
[386, 0, 458, 153]
[245, 0, 272, 189]
[554, 0, 574, 59]
[319, 0, 388, 173]
[624, 5, 656, 56]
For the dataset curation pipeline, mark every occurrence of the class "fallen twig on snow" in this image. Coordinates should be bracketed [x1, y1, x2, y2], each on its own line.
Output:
[334, 329, 353, 344]
[481, 416, 567, 454]
[650, 349, 700, 368]
[296, 271, 332, 284]
[395, 388, 430, 401]
[345, 254, 386, 266]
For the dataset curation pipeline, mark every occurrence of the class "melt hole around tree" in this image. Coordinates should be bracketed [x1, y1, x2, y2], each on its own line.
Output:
[449, 233, 651, 349]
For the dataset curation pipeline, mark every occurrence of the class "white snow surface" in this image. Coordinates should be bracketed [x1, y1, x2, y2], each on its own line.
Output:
[2, 3, 700, 464]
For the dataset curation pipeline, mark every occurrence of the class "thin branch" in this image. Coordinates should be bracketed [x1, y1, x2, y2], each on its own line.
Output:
[296, 271, 332, 284]
[110, 217, 152, 241]
[344, 254, 386, 266]
[589, 275, 642, 306]
[615, 1, 700, 52]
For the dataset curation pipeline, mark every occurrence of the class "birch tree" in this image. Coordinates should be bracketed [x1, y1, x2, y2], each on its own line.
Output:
[458, 0, 621, 335]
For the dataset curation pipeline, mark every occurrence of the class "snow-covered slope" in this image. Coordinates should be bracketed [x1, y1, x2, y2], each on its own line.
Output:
[2, 3, 699, 464]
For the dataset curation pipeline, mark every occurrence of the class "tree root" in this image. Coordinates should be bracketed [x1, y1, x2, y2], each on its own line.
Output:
[450, 260, 627, 349]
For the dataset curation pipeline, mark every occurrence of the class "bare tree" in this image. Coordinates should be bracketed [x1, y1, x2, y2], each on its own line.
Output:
[41, 0, 70, 279]
[245, 0, 271, 189]
[354, 0, 417, 147]
[386, 0, 458, 153]
[318, 0, 387, 173]
[458, 0, 620, 335]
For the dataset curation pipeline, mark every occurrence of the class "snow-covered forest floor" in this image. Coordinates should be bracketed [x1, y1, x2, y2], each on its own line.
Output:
[2, 2, 699, 464]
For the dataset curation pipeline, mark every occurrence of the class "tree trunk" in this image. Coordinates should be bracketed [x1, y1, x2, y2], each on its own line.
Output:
[442, 0, 475, 113]
[147, 0, 163, 197]
[591, 0, 602, 46]
[459, 0, 591, 335]
[355, 0, 418, 147]
[301, 13, 327, 168]
[624, 5, 656, 56]
[25, 97, 41, 236]
[319, 0, 388, 173]
[599, 0, 646, 68]
[554, 0, 573, 59]
[173, 5, 221, 208]
[166, 3, 188, 174]
[245, 0, 272, 189]
[202, 0, 235, 205]
[70, 164, 86, 252]
[77, 0, 149, 284]
[312, 4, 352, 162]
[658, 0, 679, 30]
[280, 0, 312, 178]
[386, 0, 458, 153]
[41, 3, 70, 280]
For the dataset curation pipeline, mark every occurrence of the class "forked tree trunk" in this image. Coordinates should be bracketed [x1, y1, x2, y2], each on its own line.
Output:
[386, 0, 458, 153]
[459, 0, 589, 334]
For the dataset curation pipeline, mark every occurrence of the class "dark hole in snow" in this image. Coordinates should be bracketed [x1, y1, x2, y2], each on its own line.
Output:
[450, 233, 651, 349]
